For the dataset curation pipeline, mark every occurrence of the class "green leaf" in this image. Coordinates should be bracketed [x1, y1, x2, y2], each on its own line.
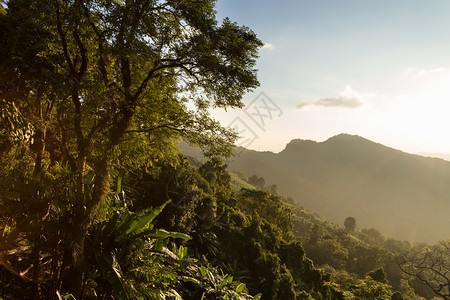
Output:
[178, 245, 189, 259]
[219, 274, 232, 289]
[155, 238, 164, 252]
[199, 265, 207, 278]
[125, 200, 171, 235]
[149, 229, 191, 240]
[115, 176, 122, 195]
[113, 213, 137, 239]
[181, 276, 200, 284]
[235, 283, 246, 294]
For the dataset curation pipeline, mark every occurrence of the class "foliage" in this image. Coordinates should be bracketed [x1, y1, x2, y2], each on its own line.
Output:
[349, 276, 393, 300]
[199, 157, 232, 200]
[236, 189, 293, 238]
[287, 201, 432, 300]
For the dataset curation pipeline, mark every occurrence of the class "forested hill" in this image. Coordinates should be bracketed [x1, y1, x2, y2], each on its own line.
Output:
[223, 134, 450, 244]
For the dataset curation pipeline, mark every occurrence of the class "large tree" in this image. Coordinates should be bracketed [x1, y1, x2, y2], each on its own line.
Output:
[0, 0, 262, 297]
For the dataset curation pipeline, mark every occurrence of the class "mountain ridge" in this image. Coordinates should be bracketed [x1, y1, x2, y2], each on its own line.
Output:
[223, 133, 450, 243]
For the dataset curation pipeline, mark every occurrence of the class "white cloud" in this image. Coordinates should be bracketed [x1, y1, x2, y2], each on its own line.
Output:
[262, 43, 275, 51]
[297, 85, 367, 109]
[403, 67, 448, 76]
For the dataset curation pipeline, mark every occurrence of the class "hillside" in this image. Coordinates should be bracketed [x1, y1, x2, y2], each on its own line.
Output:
[224, 134, 450, 244]
[221, 169, 439, 299]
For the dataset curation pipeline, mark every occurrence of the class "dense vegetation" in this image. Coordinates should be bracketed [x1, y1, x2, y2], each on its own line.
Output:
[0, 0, 260, 297]
[0, 0, 449, 299]
[5, 150, 444, 299]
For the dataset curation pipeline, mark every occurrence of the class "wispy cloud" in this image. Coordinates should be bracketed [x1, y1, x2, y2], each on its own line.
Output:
[403, 67, 448, 76]
[297, 85, 365, 109]
[262, 43, 275, 51]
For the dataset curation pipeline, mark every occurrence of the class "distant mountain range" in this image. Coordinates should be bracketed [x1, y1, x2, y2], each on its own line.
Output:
[180, 134, 450, 243]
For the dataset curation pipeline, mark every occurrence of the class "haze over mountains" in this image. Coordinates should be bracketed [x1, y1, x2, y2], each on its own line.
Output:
[182, 134, 450, 244]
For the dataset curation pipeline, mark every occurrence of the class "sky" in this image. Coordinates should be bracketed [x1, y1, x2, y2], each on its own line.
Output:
[210, 0, 450, 155]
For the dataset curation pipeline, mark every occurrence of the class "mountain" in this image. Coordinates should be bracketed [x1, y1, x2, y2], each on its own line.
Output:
[225, 134, 450, 244]
[418, 152, 450, 161]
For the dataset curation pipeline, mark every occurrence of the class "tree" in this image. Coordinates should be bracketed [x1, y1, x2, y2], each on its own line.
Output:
[367, 267, 388, 284]
[199, 157, 231, 199]
[248, 175, 265, 188]
[362, 228, 384, 244]
[399, 241, 450, 300]
[349, 277, 393, 300]
[0, 0, 262, 297]
[306, 238, 349, 269]
[237, 188, 292, 235]
[266, 184, 278, 195]
[344, 216, 356, 232]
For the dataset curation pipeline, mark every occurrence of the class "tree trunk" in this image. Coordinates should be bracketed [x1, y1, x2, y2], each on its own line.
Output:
[89, 157, 110, 216]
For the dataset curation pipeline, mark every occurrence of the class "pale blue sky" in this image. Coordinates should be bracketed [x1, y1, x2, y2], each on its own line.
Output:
[212, 0, 450, 155]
